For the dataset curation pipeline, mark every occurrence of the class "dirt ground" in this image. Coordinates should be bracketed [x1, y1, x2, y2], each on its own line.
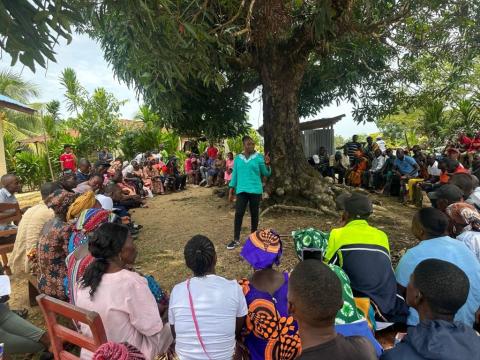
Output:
[9, 186, 418, 357]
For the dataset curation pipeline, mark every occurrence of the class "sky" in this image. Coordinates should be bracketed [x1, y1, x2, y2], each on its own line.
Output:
[0, 33, 378, 138]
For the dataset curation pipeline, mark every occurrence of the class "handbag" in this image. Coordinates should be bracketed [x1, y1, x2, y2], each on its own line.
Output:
[187, 278, 212, 360]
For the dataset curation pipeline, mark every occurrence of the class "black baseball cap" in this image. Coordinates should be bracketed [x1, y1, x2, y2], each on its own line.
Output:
[428, 184, 464, 202]
[336, 192, 373, 218]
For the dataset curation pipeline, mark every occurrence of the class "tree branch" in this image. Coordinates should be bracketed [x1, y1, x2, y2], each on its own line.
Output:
[211, 0, 246, 33]
[232, 0, 256, 39]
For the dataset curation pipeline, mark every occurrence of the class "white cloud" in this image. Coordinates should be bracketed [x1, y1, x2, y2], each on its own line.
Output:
[0, 33, 141, 119]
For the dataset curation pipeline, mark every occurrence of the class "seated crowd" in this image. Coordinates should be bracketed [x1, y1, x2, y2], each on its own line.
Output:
[2, 139, 480, 359]
[311, 132, 480, 206]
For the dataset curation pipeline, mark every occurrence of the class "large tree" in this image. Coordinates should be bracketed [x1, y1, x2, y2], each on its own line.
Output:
[83, 1, 479, 208]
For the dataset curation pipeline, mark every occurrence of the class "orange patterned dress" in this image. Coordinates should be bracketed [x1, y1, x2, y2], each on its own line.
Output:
[238, 272, 301, 360]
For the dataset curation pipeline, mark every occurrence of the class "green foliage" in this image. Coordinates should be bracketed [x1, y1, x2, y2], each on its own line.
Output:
[0, 1, 84, 71]
[15, 151, 43, 191]
[226, 129, 264, 155]
[3, 133, 19, 172]
[334, 135, 346, 149]
[84, 0, 480, 129]
[60, 68, 125, 156]
[0, 69, 39, 102]
[119, 123, 181, 161]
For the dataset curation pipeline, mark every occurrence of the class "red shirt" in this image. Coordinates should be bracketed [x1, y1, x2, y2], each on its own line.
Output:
[459, 135, 472, 149]
[60, 153, 76, 171]
[207, 146, 218, 159]
[470, 138, 480, 151]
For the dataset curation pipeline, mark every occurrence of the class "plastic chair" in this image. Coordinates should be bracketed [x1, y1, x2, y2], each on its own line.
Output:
[36, 294, 107, 359]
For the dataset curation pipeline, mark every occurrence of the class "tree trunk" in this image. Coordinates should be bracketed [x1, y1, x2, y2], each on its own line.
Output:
[260, 56, 335, 209]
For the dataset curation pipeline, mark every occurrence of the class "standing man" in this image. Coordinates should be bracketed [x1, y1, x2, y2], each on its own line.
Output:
[207, 141, 219, 159]
[59, 144, 77, 173]
[376, 136, 386, 153]
[338, 135, 362, 166]
[227, 136, 271, 250]
[364, 136, 379, 160]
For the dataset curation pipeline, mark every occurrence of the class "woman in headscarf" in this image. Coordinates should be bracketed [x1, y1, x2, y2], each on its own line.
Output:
[37, 190, 98, 300]
[37, 190, 79, 300]
[66, 191, 98, 221]
[66, 208, 118, 304]
[446, 202, 480, 261]
[238, 229, 301, 360]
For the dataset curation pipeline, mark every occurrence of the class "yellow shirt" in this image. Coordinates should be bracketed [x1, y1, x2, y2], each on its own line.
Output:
[10, 203, 54, 275]
[324, 220, 390, 266]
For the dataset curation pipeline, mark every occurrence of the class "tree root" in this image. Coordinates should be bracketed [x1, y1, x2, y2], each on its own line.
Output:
[260, 204, 338, 219]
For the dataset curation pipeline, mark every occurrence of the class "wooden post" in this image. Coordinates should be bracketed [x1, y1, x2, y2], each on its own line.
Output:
[40, 111, 55, 181]
[0, 112, 8, 176]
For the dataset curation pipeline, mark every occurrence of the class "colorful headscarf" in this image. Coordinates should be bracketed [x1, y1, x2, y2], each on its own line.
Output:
[330, 264, 364, 325]
[45, 190, 79, 217]
[240, 229, 282, 269]
[446, 202, 480, 231]
[66, 208, 117, 303]
[68, 209, 117, 253]
[292, 228, 329, 260]
[93, 342, 145, 360]
[66, 191, 97, 221]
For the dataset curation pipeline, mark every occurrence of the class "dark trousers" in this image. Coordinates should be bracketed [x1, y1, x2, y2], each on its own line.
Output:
[234, 192, 262, 241]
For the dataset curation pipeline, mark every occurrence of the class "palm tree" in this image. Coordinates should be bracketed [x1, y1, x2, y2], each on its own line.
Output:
[0, 69, 43, 138]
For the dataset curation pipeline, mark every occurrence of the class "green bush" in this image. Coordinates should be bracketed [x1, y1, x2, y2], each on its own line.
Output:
[119, 128, 181, 160]
[226, 128, 264, 155]
[15, 151, 43, 191]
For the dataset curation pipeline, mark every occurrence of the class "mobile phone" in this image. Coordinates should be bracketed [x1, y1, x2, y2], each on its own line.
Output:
[301, 248, 324, 261]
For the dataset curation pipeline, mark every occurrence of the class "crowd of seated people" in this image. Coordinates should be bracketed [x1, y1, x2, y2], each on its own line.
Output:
[5, 136, 480, 359]
[309, 132, 480, 206]
[4, 182, 480, 359]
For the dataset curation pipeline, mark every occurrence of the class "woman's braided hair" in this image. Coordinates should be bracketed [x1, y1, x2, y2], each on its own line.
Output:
[80, 223, 129, 297]
[184, 235, 216, 277]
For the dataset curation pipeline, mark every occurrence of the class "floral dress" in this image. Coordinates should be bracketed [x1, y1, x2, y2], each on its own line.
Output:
[37, 218, 72, 300]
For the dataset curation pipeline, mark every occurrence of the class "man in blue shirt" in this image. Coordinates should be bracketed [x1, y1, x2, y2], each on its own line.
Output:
[395, 207, 480, 326]
[394, 149, 420, 202]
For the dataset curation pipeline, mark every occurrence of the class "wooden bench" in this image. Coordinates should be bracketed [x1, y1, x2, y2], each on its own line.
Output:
[37, 294, 107, 359]
[0, 202, 22, 275]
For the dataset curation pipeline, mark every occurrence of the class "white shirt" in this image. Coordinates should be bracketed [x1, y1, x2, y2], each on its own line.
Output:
[134, 153, 144, 164]
[457, 231, 480, 262]
[467, 187, 480, 210]
[376, 139, 386, 153]
[122, 164, 134, 178]
[427, 161, 442, 177]
[0, 188, 18, 229]
[371, 155, 386, 172]
[169, 275, 248, 360]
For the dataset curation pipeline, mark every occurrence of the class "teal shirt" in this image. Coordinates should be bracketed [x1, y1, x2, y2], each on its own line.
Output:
[229, 152, 271, 195]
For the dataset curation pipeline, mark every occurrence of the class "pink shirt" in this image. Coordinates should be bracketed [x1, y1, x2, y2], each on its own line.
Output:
[224, 158, 234, 181]
[184, 158, 192, 172]
[75, 270, 164, 359]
